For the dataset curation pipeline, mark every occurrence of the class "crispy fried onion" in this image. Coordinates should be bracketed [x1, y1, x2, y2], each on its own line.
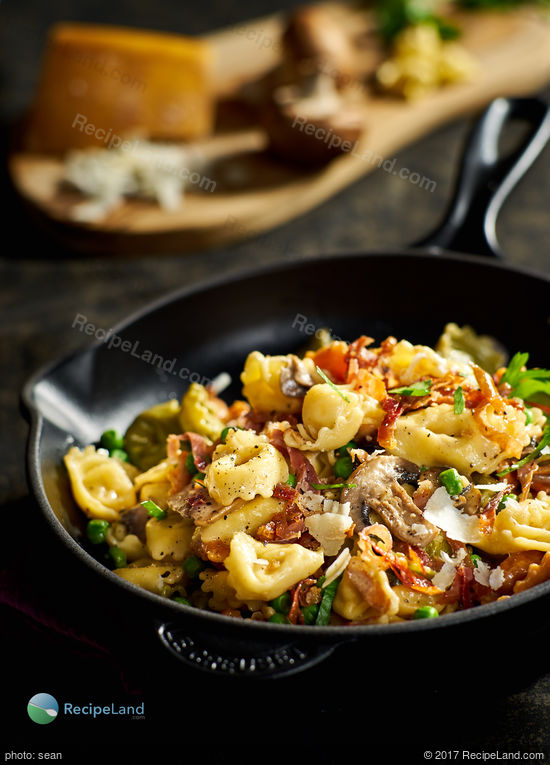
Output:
[358, 525, 441, 595]
[513, 551, 550, 594]
[471, 365, 523, 454]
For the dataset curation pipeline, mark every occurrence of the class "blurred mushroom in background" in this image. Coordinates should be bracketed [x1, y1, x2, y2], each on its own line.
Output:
[261, 5, 368, 165]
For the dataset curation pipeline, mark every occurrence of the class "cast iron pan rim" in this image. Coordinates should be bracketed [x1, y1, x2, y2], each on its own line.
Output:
[22, 247, 550, 640]
[19, 245, 550, 412]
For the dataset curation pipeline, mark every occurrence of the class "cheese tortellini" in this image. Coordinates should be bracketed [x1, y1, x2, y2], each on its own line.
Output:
[476, 493, 550, 555]
[199, 496, 285, 545]
[204, 428, 289, 505]
[390, 403, 529, 474]
[285, 383, 364, 451]
[179, 382, 227, 441]
[241, 351, 310, 413]
[224, 531, 324, 601]
[64, 445, 138, 521]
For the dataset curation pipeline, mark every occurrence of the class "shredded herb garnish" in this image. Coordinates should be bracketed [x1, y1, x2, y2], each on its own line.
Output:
[454, 385, 465, 415]
[496, 428, 550, 476]
[315, 576, 342, 625]
[500, 352, 550, 402]
[316, 366, 350, 403]
[141, 499, 167, 520]
[310, 482, 357, 490]
[388, 379, 432, 396]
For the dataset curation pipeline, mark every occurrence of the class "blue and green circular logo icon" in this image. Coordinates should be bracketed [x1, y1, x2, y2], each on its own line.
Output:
[27, 693, 58, 724]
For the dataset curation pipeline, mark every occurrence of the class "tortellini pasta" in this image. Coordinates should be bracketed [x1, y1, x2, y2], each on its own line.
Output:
[179, 383, 227, 441]
[124, 399, 181, 470]
[241, 351, 307, 413]
[199, 496, 286, 545]
[200, 569, 264, 613]
[285, 383, 363, 451]
[386, 340, 458, 383]
[390, 403, 529, 474]
[134, 459, 173, 508]
[224, 531, 324, 601]
[476, 492, 550, 555]
[145, 513, 194, 561]
[332, 556, 399, 622]
[205, 428, 289, 505]
[106, 523, 146, 561]
[64, 445, 137, 521]
[114, 563, 183, 594]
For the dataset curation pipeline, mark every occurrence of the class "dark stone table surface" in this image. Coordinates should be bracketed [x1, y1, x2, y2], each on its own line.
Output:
[1, 1, 550, 760]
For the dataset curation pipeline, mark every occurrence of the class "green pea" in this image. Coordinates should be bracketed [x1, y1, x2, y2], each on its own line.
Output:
[412, 606, 439, 620]
[439, 468, 464, 496]
[269, 613, 291, 624]
[287, 473, 297, 488]
[269, 592, 291, 614]
[110, 448, 129, 462]
[220, 426, 243, 443]
[173, 596, 191, 606]
[100, 429, 124, 452]
[108, 546, 127, 568]
[86, 519, 110, 545]
[334, 454, 353, 479]
[182, 555, 205, 579]
[302, 604, 319, 625]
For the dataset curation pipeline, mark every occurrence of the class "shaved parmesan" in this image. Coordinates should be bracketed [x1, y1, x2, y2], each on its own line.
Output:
[473, 559, 491, 587]
[323, 548, 351, 587]
[489, 566, 505, 590]
[305, 513, 353, 556]
[424, 486, 483, 544]
[431, 548, 466, 590]
[209, 372, 232, 395]
[300, 492, 350, 516]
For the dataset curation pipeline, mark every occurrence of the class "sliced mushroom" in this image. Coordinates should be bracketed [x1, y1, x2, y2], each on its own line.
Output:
[342, 454, 438, 547]
[261, 4, 366, 165]
[280, 354, 317, 397]
[167, 485, 227, 526]
[264, 74, 366, 165]
[454, 483, 482, 515]
[281, 5, 363, 86]
[119, 504, 149, 543]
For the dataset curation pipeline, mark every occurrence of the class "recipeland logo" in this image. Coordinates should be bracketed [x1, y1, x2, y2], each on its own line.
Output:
[27, 694, 59, 725]
[27, 693, 145, 723]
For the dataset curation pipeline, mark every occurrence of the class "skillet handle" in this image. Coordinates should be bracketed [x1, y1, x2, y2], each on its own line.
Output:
[413, 97, 550, 258]
[157, 622, 343, 679]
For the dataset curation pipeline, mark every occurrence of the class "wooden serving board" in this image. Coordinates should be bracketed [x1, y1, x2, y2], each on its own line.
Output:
[9, 5, 550, 254]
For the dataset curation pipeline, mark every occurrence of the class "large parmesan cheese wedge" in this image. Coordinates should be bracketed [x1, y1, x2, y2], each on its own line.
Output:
[24, 23, 214, 153]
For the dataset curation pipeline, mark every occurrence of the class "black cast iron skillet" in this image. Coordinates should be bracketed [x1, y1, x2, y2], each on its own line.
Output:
[23, 97, 550, 681]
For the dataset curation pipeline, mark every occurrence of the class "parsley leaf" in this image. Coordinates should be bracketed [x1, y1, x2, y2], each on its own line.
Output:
[388, 379, 432, 397]
[500, 352, 550, 406]
[497, 428, 550, 476]
[454, 385, 465, 414]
